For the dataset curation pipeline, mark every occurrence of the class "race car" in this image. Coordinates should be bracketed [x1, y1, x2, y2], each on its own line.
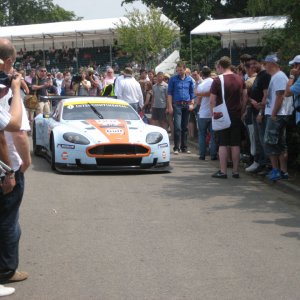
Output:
[33, 97, 170, 172]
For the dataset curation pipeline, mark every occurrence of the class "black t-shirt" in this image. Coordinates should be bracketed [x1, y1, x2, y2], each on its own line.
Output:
[32, 76, 48, 97]
[249, 69, 271, 103]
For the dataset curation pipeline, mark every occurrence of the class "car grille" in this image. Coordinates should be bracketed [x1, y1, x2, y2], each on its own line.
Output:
[87, 144, 150, 157]
[96, 158, 142, 166]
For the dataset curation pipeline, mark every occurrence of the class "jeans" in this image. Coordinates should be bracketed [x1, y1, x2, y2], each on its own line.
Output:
[252, 112, 267, 166]
[173, 103, 190, 151]
[197, 116, 217, 158]
[0, 170, 24, 280]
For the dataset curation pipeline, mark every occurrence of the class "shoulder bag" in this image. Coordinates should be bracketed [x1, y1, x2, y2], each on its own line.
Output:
[211, 75, 231, 131]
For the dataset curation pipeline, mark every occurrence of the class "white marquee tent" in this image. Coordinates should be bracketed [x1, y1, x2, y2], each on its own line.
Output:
[0, 17, 129, 51]
[191, 16, 287, 48]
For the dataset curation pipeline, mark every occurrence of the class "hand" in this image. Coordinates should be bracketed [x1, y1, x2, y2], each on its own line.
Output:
[250, 99, 259, 110]
[1, 175, 16, 195]
[188, 104, 194, 111]
[167, 106, 173, 115]
[10, 73, 21, 91]
[271, 115, 277, 121]
[256, 114, 263, 124]
[290, 69, 298, 77]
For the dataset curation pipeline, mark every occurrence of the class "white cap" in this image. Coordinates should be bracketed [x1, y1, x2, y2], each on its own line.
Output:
[289, 55, 300, 65]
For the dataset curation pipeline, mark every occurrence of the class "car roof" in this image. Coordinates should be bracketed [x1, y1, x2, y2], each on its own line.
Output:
[61, 97, 129, 106]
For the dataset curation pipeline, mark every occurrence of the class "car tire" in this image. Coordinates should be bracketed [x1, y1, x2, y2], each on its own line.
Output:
[32, 121, 43, 156]
[50, 135, 56, 171]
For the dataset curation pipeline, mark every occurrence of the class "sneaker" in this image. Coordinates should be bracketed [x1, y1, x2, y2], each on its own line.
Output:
[7, 271, 28, 283]
[280, 171, 289, 180]
[173, 150, 179, 155]
[268, 168, 281, 182]
[232, 172, 240, 179]
[181, 149, 191, 154]
[245, 161, 260, 172]
[212, 170, 227, 179]
[0, 285, 15, 296]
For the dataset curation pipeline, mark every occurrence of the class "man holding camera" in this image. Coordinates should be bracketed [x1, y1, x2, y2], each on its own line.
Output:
[0, 38, 31, 286]
[32, 66, 51, 114]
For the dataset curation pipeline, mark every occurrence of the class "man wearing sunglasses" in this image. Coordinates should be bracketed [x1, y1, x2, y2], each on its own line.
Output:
[32, 66, 51, 115]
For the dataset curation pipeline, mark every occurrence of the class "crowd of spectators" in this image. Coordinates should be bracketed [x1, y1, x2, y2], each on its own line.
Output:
[16, 50, 300, 180]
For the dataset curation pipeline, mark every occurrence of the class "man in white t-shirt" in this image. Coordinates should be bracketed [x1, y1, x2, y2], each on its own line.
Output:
[117, 67, 143, 112]
[263, 54, 290, 181]
[196, 66, 217, 160]
[0, 38, 31, 285]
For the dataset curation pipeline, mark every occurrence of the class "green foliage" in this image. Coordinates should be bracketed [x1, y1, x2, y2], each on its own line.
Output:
[180, 36, 221, 67]
[122, 0, 250, 34]
[0, 0, 79, 26]
[247, 0, 300, 62]
[115, 7, 180, 66]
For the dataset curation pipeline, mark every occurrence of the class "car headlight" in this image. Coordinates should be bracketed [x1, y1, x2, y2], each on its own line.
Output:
[63, 132, 90, 145]
[146, 132, 163, 144]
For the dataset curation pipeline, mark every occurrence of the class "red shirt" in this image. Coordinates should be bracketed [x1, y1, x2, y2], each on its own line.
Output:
[210, 74, 245, 117]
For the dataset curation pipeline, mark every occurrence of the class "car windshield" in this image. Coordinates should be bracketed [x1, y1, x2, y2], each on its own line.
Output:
[62, 103, 140, 121]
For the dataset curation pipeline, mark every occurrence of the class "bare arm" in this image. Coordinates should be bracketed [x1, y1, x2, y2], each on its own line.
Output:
[167, 95, 173, 115]
[6, 74, 22, 132]
[12, 130, 31, 173]
[209, 93, 217, 116]
[21, 78, 30, 95]
[272, 90, 285, 118]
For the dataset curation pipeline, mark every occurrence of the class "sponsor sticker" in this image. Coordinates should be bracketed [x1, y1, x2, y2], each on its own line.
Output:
[95, 119, 121, 127]
[106, 128, 124, 135]
[67, 105, 74, 110]
[61, 152, 68, 160]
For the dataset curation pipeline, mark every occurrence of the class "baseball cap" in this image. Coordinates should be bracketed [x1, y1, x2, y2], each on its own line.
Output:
[262, 54, 279, 64]
[289, 55, 300, 66]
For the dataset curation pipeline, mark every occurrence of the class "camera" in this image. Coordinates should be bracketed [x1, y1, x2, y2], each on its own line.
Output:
[71, 74, 82, 84]
[0, 71, 15, 87]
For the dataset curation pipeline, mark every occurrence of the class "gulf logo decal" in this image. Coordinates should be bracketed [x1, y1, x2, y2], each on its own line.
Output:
[87, 119, 129, 143]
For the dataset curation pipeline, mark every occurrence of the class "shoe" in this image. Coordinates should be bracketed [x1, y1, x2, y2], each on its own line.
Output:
[245, 161, 260, 172]
[0, 285, 15, 297]
[280, 171, 289, 180]
[173, 150, 179, 155]
[181, 149, 191, 154]
[212, 170, 227, 179]
[211, 156, 218, 161]
[199, 156, 205, 160]
[7, 271, 28, 283]
[232, 172, 240, 179]
[268, 169, 281, 182]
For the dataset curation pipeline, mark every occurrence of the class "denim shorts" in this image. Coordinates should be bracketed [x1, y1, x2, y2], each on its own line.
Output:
[264, 115, 288, 156]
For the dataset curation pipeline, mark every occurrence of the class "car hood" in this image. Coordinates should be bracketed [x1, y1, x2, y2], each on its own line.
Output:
[60, 119, 148, 144]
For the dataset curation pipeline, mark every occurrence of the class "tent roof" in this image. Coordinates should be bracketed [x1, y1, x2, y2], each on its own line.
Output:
[0, 15, 179, 49]
[191, 16, 287, 36]
[0, 17, 128, 44]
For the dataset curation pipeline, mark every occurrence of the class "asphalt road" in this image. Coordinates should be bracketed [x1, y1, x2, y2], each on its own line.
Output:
[7, 150, 300, 300]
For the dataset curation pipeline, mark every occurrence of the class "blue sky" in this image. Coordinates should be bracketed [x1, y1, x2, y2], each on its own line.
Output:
[52, 0, 147, 20]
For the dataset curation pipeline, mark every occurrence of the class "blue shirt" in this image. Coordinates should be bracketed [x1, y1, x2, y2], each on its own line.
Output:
[168, 75, 195, 102]
[290, 76, 300, 95]
[291, 77, 300, 124]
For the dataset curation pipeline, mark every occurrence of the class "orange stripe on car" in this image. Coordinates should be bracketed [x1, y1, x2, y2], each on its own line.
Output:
[86, 119, 129, 143]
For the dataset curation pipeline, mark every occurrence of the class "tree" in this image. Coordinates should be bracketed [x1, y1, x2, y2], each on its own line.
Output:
[122, 0, 250, 34]
[115, 7, 180, 67]
[0, 0, 79, 26]
[247, 0, 300, 61]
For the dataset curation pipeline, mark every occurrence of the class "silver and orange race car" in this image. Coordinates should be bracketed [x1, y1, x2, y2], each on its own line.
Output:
[33, 97, 170, 172]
